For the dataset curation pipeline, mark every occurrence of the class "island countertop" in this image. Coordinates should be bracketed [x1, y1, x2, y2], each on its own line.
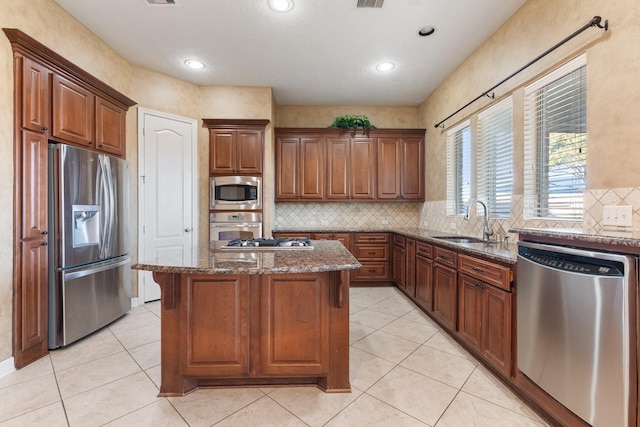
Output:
[131, 240, 361, 275]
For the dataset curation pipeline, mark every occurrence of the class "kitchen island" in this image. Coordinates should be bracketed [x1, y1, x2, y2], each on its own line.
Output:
[132, 240, 360, 396]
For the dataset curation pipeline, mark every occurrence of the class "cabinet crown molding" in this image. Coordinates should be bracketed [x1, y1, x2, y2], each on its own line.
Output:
[3, 28, 136, 109]
[203, 119, 270, 129]
[275, 127, 426, 137]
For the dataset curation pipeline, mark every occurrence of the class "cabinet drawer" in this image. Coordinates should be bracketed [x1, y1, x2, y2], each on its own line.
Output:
[353, 244, 389, 261]
[416, 241, 433, 259]
[393, 235, 406, 247]
[458, 254, 512, 291]
[352, 262, 391, 281]
[353, 233, 389, 244]
[434, 246, 457, 268]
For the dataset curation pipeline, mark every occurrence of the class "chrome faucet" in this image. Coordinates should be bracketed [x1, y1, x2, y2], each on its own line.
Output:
[465, 200, 494, 242]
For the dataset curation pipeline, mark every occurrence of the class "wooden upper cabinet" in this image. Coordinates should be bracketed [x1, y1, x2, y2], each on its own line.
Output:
[21, 57, 49, 133]
[377, 136, 424, 200]
[51, 74, 128, 157]
[299, 137, 324, 199]
[276, 137, 299, 199]
[209, 129, 263, 174]
[326, 137, 350, 199]
[52, 74, 94, 147]
[275, 128, 423, 202]
[94, 96, 126, 156]
[377, 137, 402, 199]
[350, 138, 376, 199]
[204, 119, 269, 175]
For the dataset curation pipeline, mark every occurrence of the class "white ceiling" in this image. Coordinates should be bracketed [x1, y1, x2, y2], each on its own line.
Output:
[53, 0, 526, 106]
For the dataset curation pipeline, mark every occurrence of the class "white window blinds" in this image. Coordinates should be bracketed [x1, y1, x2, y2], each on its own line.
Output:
[477, 97, 513, 218]
[524, 54, 587, 220]
[446, 121, 471, 216]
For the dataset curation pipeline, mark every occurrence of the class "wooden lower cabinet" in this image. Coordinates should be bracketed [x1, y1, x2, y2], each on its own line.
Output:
[432, 263, 457, 330]
[154, 270, 349, 395]
[181, 275, 250, 377]
[457, 273, 512, 376]
[415, 253, 433, 311]
[351, 233, 391, 283]
[260, 274, 329, 375]
[313, 233, 350, 251]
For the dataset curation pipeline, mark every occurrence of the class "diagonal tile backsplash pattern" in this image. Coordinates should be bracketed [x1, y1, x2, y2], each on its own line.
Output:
[275, 187, 640, 241]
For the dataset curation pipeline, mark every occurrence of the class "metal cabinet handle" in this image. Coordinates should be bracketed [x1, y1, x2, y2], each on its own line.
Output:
[472, 266, 483, 272]
[368, 251, 376, 255]
[41, 230, 48, 235]
[88, 141, 93, 145]
[41, 126, 48, 131]
[42, 241, 48, 246]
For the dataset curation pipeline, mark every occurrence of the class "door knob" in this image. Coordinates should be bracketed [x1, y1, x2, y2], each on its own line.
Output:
[184, 228, 192, 232]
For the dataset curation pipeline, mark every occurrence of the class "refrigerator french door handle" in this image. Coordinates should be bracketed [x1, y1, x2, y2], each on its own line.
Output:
[63, 257, 131, 281]
[106, 155, 116, 258]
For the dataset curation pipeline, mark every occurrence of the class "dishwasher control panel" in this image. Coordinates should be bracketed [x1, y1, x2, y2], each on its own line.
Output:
[518, 246, 623, 276]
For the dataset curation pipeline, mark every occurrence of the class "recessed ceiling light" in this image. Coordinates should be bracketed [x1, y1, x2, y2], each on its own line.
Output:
[268, 0, 294, 12]
[418, 25, 436, 37]
[184, 59, 205, 69]
[376, 62, 395, 72]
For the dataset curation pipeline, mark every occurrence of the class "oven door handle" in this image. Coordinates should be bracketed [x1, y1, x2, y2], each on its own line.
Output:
[210, 223, 262, 228]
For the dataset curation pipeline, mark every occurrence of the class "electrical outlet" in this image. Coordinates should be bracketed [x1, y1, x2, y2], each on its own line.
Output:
[449, 222, 456, 230]
[422, 220, 429, 227]
[320, 219, 329, 226]
[602, 205, 633, 227]
[381, 219, 390, 225]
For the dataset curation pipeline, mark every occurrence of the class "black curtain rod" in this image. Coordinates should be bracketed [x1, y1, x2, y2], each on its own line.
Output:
[434, 15, 609, 129]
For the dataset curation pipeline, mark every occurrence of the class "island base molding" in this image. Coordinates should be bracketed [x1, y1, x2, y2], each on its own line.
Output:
[152, 270, 351, 396]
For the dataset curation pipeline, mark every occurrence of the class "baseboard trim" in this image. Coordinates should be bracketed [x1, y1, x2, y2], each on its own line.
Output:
[0, 357, 15, 379]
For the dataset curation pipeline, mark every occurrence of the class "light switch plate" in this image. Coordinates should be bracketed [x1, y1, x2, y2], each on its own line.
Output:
[602, 205, 632, 227]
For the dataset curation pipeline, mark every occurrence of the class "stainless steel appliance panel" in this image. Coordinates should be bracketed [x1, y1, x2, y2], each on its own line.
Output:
[517, 241, 636, 427]
[49, 256, 131, 347]
[210, 175, 262, 210]
[57, 144, 129, 267]
[209, 211, 262, 241]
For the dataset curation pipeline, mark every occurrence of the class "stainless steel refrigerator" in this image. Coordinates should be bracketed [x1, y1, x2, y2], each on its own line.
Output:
[48, 143, 131, 349]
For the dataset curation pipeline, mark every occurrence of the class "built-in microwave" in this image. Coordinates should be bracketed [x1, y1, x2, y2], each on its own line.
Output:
[210, 176, 262, 210]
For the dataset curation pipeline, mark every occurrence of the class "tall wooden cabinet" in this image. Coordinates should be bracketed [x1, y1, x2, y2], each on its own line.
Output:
[5, 28, 135, 368]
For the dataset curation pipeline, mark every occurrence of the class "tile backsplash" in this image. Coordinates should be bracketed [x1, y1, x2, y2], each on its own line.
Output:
[275, 188, 640, 241]
[275, 202, 420, 230]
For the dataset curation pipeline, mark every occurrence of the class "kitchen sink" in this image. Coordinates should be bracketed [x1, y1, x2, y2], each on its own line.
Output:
[432, 235, 492, 244]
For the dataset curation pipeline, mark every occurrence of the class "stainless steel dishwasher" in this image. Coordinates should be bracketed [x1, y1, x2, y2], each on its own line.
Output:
[517, 241, 637, 427]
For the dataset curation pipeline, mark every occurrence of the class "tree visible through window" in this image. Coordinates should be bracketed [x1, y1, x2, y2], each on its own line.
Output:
[525, 55, 587, 220]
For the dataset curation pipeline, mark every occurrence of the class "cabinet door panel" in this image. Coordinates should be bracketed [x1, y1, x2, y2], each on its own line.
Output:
[483, 285, 512, 375]
[236, 130, 263, 173]
[260, 274, 329, 375]
[377, 138, 401, 199]
[95, 97, 125, 156]
[401, 137, 424, 200]
[405, 239, 416, 295]
[433, 264, 457, 331]
[351, 138, 376, 199]
[392, 244, 406, 287]
[21, 57, 49, 133]
[326, 138, 350, 199]
[210, 130, 236, 173]
[52, 75, 94, 146]
[182, 275, 250, 376]
[299, 138, 324, 199]
[458, 274, 483, 351]
[19, 240, 48, 353]
[276, 138, 299, 199]
[415, 255, 433, 311]
[21, 131, 48, 239]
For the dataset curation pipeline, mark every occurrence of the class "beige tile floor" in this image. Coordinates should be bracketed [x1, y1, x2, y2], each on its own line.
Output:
[0, 287, 549, 427]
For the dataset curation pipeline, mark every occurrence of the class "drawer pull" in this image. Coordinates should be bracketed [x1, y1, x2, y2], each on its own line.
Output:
[439, 255, 449, 260]
[368, 251, 376, 255]
[368, 269, 377, 273]
[472, 266, 483, 272]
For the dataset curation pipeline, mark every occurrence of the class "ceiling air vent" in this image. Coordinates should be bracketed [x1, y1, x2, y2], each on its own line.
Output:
[146, 0, 176, 5]
[356, 0, 384, 8]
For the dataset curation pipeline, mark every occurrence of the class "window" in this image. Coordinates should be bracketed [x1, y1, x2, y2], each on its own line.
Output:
[524, 54, 587, 220]
[446, 121, 471, 215]
[477, 97, 513, 218]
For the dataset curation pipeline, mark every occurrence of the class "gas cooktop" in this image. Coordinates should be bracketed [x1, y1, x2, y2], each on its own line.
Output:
[220, 237, 314, 250]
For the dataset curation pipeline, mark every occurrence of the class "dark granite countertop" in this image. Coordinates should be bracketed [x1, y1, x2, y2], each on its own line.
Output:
[275, 227, 518, 264]
[131, 240, 361, 275]
[511, 227, 640, 249]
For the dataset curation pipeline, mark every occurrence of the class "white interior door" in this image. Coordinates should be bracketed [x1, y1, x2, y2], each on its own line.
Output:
[138, 109, 197, 302]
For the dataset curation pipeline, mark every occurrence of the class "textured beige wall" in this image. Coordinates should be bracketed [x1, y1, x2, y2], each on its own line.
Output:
[418, 0, 640, 201]
[276, 105, 419, 129]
